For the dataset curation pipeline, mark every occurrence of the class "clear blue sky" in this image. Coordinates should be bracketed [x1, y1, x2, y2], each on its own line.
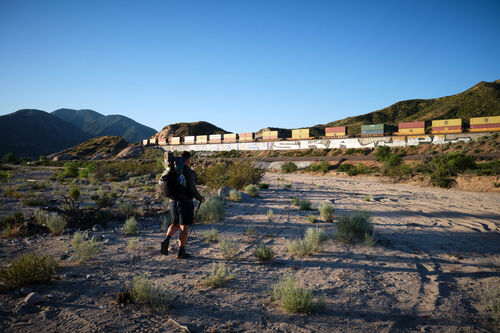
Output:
[1, 0, 499, 133]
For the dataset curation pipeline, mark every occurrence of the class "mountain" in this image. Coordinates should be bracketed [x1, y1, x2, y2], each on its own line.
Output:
[47, 136, 131, 161]
[320, 79, 500, 135]
[0, 109, 91, 158]
[51, 109, 156, 143]
[152, 121, 229, 139]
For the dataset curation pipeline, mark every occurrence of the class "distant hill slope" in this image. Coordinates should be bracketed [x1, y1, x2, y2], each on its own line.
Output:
[51, 109, 156, 143]
[321, 79, 500, 135]
[153, 121, 229, 139]
[47, 136, 130, 160]
[0, 109, 91, 158]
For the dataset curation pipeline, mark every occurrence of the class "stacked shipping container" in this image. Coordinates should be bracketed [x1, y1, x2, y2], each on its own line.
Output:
[223, 133, 237, 143]
[196, 135, 208, 144]
[470, 116, 500, 132]
[239, 132, 254, 142]
[361, 124, 397, 136]
[397, 121, 425, 135]
[262, 130, 279, 140]
[325, 126, 346, 137]
[184, 136, 195, 144]
[142, 139, 149, 146]
[158, 138, 167, 145]
[149, 138, 158, 145]
[209, 134, 222, 143]
[291, 128, 310, 139]
[431, 119, 462, 134]
[170, 137, 181, 145]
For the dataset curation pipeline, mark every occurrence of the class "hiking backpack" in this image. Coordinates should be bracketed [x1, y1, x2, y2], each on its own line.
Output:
[159, 157, 188, 200]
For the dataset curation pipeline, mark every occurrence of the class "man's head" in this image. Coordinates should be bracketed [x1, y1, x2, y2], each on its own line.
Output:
[181, 151, 191, 165]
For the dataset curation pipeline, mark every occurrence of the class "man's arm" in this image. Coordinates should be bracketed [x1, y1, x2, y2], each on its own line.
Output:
[187, 168, 204, 202]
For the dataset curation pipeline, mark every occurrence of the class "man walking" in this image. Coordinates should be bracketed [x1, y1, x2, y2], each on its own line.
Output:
[161, 151, 204, 259]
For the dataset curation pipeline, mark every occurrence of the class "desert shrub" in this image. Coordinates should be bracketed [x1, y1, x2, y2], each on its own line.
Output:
[30, 181, 49, 191]
[228, 190, 242, 202]
[198, 263, 235, 288]
[424, 152, 476, 188]
[281, 162, 298, 174]
[219, 237, 239, 259]
[131, 274, 175, 313]
[226, 161, 265, 190]
[258, 183, 270, 189]
[1, 212, 24, 233]
[198, 195, 225, 222]
[34, 209, 50, 225]
[69, 183, 81, 201]
[347, 163, 375, 176]
[272, 275, 323, 314]
[123, 217, 139, 235]
[337, 163, 354, 173]
[3, 187, 22, 198]
[78, 163, 96, 178]
[200, 228, 219, 243]
[375, 146, 391, 161]
[0, 253, 58, 289]
[308, 161, 331, 173]
[364, 232, 378, 246]
[127, 238, 139, 250]
[483, 282, 500, 324]
[245, 184, 259, 198]
[245, 225, 257, 237]
[291, 197, 299, 206]
[0, 171, 13, 183]
[287, 227, 326, 257]
[63, 161, 79, 178]
[476, 160, 500, 176]
[267, 209, 274, 222]
[318, 202, 335, 221]
[298, 199, 312, 211]
[22, 194, 49, 207]
[307, 214, 318, 223]
[335, 211, 374, 244]
[118, 200, 136, 217]
[2, 153, 19, 164]
[254, 243, 274, 262]
[91, 190, 118, 209]
[72, 231, 100, 262]
[46, 214, 67, 234]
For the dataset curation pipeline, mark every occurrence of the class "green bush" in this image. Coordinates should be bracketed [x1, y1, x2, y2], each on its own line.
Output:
[483, 283, 500, 324]
[318, 202, 334, 221]
[198, 263, 235, 288]
[1, 212, 24, 232]
[46, 214, 67, 234]
[254, 243, 274, 262]
[287, 227, 327, 257]
[258, 183, 270, 189]
[424, 152, 476, 188]
[198, 195, 225, 222]
[2, 153, 20, 164]
[291, 197, 300, 206]
[272, 275, 323, 314]
[281, 162, 298, 174]
[335, 211, 374, 244]
[200, 227, 219, 243]
[196, 161, 264, 190]
[375, 146, 391, 161]
[245, 184, 259, 198]
[245, 225, 257, 237]
[337, 163, 354, 173]
[219, 237, 240, 259]
[0, 253, 58, 289]
[118, 200, 136, 217]
[123, 217, 139, 235]
[72, 232, 100, 262]
[298, 199, 312, 211]
[0, 171, 13, 183]
[267, 209, 274, 222]
[308, 161, 331, 173]
[307, 214, 318, 223]
[131, 274, 175, 313]
[476, 160, 500, 176]
[228, 190, 242, 202]
[22, 195, 49, 207]
[63, 162, 79, 178]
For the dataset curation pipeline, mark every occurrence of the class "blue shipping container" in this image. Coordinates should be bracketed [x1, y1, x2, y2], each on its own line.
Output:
[361, 130, 385, 135]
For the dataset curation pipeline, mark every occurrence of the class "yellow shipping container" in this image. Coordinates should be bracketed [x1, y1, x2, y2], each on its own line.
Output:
[262, 131, 278, 138]
[470, 116, 500, 125]
[325, 132, 346, 137]
[224, 133, 237, 139]
[196, 135, 208, 143]
[397, 128, 426, 135]
[170, 137, 180, 145]
[470, 127, 500, 132]
[292, 129, 310, 138]
[432, 119, 462, 127]
[431, 128, 462, 134]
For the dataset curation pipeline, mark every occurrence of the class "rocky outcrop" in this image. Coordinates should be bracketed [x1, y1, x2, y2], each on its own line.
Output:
[115, 146, 143, 159]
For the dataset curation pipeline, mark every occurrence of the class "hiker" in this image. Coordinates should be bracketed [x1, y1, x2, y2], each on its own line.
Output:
[161, 151, 205, 259]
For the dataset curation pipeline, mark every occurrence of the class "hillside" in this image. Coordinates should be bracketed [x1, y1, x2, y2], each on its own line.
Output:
[47, 136, 131, 160]
[51, 109, 156, 143]
[152, 121, 229, 140]
[321, 79, 500, 135]
[0, 109, 91, 158]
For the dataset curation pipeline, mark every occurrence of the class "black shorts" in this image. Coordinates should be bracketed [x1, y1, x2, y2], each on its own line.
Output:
[169, 201, 194, 226]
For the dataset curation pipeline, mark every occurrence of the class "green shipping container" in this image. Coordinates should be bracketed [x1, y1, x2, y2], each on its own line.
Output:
[361, 124, 385, 131]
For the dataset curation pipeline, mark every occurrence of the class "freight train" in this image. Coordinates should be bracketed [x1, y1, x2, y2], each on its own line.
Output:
[143, 116, 500, 146]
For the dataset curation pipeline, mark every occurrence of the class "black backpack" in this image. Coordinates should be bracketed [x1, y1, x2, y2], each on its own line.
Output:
[159, 161, 188, 200]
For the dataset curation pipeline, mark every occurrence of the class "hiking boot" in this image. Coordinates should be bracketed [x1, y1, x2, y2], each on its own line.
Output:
[160, 238, 170, 255]
[177, 246, 191, 259]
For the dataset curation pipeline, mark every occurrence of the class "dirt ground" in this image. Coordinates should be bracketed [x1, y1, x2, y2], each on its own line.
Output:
[1, 170, 500, 332]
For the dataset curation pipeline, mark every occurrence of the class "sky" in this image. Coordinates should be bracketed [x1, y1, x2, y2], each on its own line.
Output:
[0, 0, 499, 133]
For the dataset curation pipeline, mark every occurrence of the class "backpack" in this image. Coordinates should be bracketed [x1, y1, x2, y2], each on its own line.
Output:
[159, 157, 188, 200]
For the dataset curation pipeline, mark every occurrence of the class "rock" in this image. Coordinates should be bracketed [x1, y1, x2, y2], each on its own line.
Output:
[103, 234, 115, 240]
[217, 186, 235, 198]
[51, 153, 77, 161]
[115, 146, 143, 159]
[64, 272, 78, 279]
[44, 293, 56, 300]
[42, 307, 58, 320]
[62, 228, 73, 235]
[86, 274, 94, 280]
[19, 287, 33, 296]
[16, 303, 40, 315]
[59, 254, 69, 260]
[84, 231, 92, 240]
[24, 292, 43, 305]
[92, 224, 103, 232]
[91, 235, 103, 242]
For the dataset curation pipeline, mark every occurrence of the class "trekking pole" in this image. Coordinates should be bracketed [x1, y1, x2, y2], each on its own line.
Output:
[190, 201, 202, 237]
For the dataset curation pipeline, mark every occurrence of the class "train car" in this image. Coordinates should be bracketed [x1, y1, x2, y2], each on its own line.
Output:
[196, 135, 208, 144]
[325, 126, 346, 137]
[239, 132, 255, 142]
[291, 128, 310, 140]
[361, 124, 397, 136]
[142, 139, 149, 146]
[261, 130, 281, 141]
[209, 134, 222, 143]
[158, 137, 167, 145]
[170, 137, 181, 145]
[183, 136, 195, 144]
[223, 133, 238, 143]
[431, 119, 462, 134]
[469, 116, 500, 132]
[149, 138, 158, 145]
[396, 121, 425, 135]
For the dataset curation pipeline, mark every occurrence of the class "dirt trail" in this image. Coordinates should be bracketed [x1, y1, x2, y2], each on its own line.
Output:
[1, 172, 499, 332]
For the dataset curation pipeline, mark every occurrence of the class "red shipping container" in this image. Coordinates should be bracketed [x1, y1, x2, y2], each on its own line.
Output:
[325, 126, 346, 133]
[399, 121, 425, 129]
[470, 123, 500, 129]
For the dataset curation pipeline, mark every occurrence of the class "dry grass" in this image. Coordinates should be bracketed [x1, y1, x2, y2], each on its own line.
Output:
[0, 253, 58, 289]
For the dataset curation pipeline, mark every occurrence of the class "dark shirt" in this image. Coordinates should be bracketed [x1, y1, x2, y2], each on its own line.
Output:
[176, 166, 203, 202]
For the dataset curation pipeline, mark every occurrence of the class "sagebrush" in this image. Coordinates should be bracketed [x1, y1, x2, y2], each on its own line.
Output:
[131, 274, 175, 313]
[0, 253, 58, 289]
[198, 263, 235, 288]
[198, 195, 225, 222]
